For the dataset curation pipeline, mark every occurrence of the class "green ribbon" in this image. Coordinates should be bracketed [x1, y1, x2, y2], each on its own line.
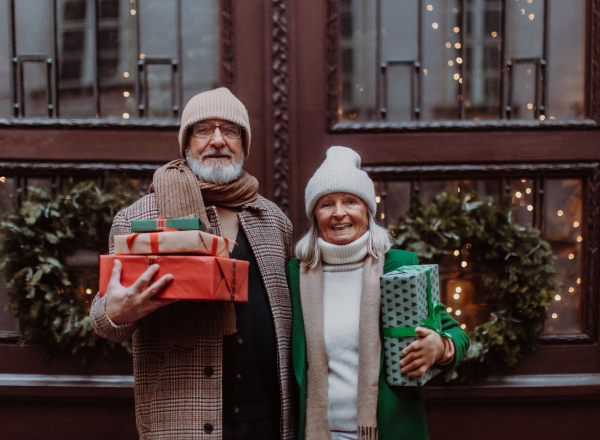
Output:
[383, 267, 452, 339]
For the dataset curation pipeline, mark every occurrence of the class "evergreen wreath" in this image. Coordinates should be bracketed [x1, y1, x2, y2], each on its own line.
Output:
[0, 177, 140, 362]
[389, 190, 560, 384]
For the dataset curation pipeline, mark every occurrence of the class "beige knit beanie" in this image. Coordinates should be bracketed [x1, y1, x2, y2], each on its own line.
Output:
[178, 87, 251, 158]
[305, 146, 377, 218]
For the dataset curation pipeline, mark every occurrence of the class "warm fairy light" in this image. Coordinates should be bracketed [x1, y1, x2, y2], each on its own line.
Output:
[446, 42, 452, 48]
[527, 103, 533, 110]
[131, 9, 136, 15]
[123, 91, 130, 97]
[527, 205, 533, 211]
[455, 43, 461, 49]
[447, 307, 452, 313]
[540, 115, 545, 121]
[527, 0, 532, 3]
[455, 310, 462, 316]
[552, 313, 558, 319]
[455, 287, 462, 293]
[458, 95, 463, 100]
[555, 294, 561, 301]
[491, 31, 498, 37]
[376, 196, 381, 203]
[527, 69, 532, 75]
[448, 60, 454, 66]
[454, 27, 460, 33]
[515, 191, 522, 198]
[550, 116, 556, 120]
[456, 57, 463, 64]
[453, 293, 460, 299]
[573, 221, 580, 227]
[338, 108, 343, 115]
[0, 177, 5, 183]
[123, 72, 129, 78]
[557, 210, 564, 216]
[86, 288, 92, 294]
[466, 243, 471, 249]
[454, 250, 460, 256]
[577, 236, 582, 242]
[577, 278, 581, 284]
[461, 261, 467, 268]
[423, 69, 428, 75]
[140, 54, 145, 59]
[569, 287, 575, 293]
[459, 78, 463, 84]
[529, 14, 534, 20]
[454, 73, 460, 80]
[123, 113, 130, 119]
[452, 7, 458, 13]
[381, 213, 385, 220]
[521, 178, 527, 182]
[526, 188, 532, 194]
[427, 4, 433, 11]
[521, 9, 525, 15]
[460, 324, 466, 329]
[432, 23, 439, 29]
[568, 253, 575, 260]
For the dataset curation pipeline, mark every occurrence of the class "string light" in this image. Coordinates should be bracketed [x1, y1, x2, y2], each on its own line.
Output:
[491, 31, 498, 37]
[453, 293, 460, 299]
[521, 178, 527, 182]
[552, 313, 558, 319]
[460, 324, 466, 329]
[123, 72, 129, 78]
[577, 236, 582, 242]
[130, 9, 136, 15]
[569, 287, 575, 293]
[455, 287, 462, 293]
[577, 278, 581, 284]
[446, 42, 452, 48]
[529, 14, 534, 20]
[432, 22, 439, 29]
[459, 78, 463, 83]
[447, 307, 453, 313]
[86, 288, 92, 295]
[455, 43, 461, 49]
[557, 210, 564, 216]
[550, 116, 556, 120]
[458, 95, 463, 100]
[452, 7, 458, 13]
[526, 188, 531, 194]
[461, 261, 467, 267]
[140, 54, 146, 59]
[527, 103, 533, 109]
[454, 250, 460, 256]
[381, 213, 385, 220]
[456, 57, 463, 64]
[423, 69, 428, 75]
[573, 221, 579, 227]
[466, 243, 471, 249]
[568, 253, 575, 260]
[455, 310, 462, 316]
[427, 4, 433, 11]
[448, 60, 454, 66]
[527, 205, 533, 211]
[0, 177, 5, 183]
[555, 295, 561, 301]
[376, 196, 381, 203]
[454, 27, 460, 33]
[540, 115, 545, 121]
[123, 91, 130, 97]
[521, 9, 525, 15]
[123, 113, 130, 119]
[454, 73, 460, 80]
[515, 191, 522, 198]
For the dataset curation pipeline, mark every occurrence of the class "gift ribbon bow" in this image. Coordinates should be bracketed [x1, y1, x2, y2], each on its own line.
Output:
[382, 267, 452, 339]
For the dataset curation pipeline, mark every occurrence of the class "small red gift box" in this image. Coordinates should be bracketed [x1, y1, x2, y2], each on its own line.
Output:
[99, 255, 248, 301]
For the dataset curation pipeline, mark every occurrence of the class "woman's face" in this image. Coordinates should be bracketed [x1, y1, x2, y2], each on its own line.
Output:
[315, 192, 369, 245]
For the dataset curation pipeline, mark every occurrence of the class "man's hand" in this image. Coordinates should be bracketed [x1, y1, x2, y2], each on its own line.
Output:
[105, 259, 178, 326]
[400, 327, 447, 378]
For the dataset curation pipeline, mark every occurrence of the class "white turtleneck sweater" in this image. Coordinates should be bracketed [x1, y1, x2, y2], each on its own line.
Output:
[318, 231, 370, 432]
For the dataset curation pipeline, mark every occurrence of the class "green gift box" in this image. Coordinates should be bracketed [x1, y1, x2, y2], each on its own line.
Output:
[130, 217, 213, 234]
[380, 264, 449, 386]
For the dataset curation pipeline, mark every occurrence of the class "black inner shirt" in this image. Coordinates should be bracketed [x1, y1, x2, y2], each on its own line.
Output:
[222, 226, 281, 423]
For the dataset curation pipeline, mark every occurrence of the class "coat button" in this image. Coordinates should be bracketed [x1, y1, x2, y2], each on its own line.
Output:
[236, 335, 244, 345]
[233, 406, 240, 414]
[204, 423, 213, 433]
[235, 373, 242, 381]
[204, 366, 214, 376]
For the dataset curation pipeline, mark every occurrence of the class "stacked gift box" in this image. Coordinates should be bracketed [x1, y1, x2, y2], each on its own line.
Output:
[380, 264, 450, 386]
[99, 217, 249, 302]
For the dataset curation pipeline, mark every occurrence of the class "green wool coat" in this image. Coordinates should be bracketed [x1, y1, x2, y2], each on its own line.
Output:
[286, 249, 470, 440]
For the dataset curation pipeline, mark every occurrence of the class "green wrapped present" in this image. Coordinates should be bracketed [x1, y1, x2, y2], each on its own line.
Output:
[380, 264, 450, 386]
[130, 217, 213, 234]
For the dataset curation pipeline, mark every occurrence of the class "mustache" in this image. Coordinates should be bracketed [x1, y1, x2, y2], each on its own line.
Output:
[199, 147, 234, 161]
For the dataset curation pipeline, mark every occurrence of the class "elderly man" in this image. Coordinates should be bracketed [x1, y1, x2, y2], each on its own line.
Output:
[90, 88, 294, 440]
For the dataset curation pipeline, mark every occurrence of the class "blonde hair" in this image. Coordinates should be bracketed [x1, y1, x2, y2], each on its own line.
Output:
[295, 215, 392, 268]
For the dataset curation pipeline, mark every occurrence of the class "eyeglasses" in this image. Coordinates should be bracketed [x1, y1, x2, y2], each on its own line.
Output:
[192, 123, 242, 139]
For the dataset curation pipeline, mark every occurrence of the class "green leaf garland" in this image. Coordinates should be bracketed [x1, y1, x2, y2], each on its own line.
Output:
[0, 177, 140, 363]
[389, 190, 560, 384]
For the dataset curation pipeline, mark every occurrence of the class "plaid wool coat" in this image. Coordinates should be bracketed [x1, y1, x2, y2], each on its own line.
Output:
[90, 193, 295, 440]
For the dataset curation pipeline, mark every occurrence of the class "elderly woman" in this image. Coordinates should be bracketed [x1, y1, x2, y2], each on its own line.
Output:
[286, 147, 469, 440]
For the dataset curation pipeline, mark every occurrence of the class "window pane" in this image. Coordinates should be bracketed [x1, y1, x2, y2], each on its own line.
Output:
[0, 0, 219, 120]
[337, 0, 586, 123]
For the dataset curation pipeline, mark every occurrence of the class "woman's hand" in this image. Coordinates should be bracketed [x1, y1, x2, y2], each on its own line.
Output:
[400, 327, 454, 377]
[105, 259, 178, 326]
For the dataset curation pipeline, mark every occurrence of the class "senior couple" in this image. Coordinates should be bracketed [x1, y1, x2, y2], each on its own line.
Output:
[91, 88, 469, 440]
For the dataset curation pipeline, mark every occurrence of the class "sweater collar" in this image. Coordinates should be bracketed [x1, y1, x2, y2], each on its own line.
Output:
[318, 230, 369, 265]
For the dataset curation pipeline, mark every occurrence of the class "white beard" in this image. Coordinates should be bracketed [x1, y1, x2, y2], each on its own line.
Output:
[186, 148, 244, 184]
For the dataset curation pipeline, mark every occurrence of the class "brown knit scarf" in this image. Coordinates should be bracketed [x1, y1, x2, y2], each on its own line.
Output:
[300, 254, 384, 440]
[150, 159, 259, 346]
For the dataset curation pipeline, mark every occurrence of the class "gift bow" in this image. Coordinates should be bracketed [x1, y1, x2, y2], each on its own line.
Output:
[382, 267, 452, 339]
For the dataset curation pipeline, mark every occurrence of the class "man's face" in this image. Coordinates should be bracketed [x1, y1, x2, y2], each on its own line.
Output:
[187, 118, 244, 167]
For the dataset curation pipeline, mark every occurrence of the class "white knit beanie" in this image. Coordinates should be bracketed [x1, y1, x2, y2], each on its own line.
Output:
[305, 146, 377, 218]
[178, 87, 251, 159]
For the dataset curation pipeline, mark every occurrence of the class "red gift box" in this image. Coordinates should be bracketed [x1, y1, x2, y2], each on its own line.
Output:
[99, 255, 248, 301]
